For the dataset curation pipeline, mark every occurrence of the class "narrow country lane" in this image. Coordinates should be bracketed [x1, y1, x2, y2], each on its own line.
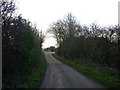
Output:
[41, 52, 105, 88]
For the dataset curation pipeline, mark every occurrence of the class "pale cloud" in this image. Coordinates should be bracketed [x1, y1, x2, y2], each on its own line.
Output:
[18, 0, 119, 48]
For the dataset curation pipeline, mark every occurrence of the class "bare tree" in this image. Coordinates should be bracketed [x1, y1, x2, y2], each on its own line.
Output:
[90, 23, 101, 37]
[39, 30, 45, 48]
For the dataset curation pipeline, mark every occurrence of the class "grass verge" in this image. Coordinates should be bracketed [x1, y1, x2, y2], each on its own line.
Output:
[53, 54, 119, 88]
[17, 51, 47, 88]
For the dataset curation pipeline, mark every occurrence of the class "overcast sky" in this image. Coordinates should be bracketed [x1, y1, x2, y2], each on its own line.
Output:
[17, 0, 119, 48]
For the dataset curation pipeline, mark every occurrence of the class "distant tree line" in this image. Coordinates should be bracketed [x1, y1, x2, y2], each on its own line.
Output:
[44, 46, 56, 52]
[48, 13, 120, 72]
[1, 0, 45, 87]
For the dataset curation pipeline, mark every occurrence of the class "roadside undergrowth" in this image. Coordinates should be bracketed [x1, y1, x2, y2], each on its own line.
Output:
[52, 54, 119, 88]
[17, 51, 47, 88]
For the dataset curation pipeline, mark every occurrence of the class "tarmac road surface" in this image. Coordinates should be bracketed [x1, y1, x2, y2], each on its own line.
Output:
[41, 52, 105, 88]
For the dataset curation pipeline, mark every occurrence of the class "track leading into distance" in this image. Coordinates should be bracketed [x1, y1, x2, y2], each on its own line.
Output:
[41, 52, 105, 88]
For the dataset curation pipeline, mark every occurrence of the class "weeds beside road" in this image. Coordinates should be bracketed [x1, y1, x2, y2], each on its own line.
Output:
[53, 54, 119, 88]
[17, 51, 47, 88]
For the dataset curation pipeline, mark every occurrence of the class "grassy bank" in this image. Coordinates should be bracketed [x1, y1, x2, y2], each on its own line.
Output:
[17, 51, 47, 88]
[53, 54, 119, 88]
